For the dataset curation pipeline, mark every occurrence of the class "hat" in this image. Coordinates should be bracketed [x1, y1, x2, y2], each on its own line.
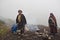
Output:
[18, 10, 22, 13]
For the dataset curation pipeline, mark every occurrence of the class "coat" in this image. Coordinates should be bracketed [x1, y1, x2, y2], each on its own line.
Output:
[48, 16, 57, 33]
[16, 14, 27, 29]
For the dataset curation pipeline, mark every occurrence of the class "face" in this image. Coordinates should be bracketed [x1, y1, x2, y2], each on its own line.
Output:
[18, 11, 22, 15]
[18, 10, 22, 15]
[50, 13, 54, 17]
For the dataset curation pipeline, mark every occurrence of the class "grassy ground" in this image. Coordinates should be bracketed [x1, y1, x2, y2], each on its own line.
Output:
[0, 26, 8, 36]
[0, 21, 9, 37]
[0, 21, 60, 40]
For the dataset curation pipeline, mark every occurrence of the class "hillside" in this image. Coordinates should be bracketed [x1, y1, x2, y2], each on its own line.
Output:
[0, 24, 60, 40]
[0, 20, 10, 39]
[0, 20, 5, 26]
[0, 16, 60, 40]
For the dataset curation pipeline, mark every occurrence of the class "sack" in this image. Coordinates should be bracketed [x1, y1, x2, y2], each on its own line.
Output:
[25, 24, 40, 32]
[11, 24, 17, 32]
[25, 25, 29, 32]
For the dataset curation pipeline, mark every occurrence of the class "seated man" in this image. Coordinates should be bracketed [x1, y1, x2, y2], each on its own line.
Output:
[16, 9, 27, 35]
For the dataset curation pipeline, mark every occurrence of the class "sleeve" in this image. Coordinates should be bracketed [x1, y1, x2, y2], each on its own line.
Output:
[22, 14, 27, 25]
[16, 15, 18, 23]
[55, 18, 57, 27]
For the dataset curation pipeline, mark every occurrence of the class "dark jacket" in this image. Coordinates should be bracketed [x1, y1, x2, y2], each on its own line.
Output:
[48, 16, 57, 33]
[16, 14, 27, 26]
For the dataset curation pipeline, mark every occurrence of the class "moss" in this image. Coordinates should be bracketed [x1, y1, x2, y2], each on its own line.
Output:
[0, 20, 5, 26]
[0, 25, 9, 36]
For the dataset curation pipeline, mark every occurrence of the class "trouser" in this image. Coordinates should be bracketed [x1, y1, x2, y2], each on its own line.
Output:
[17, 24, 25, 34]
[50, 25, 57, 35]
[21, 27, 24, 34]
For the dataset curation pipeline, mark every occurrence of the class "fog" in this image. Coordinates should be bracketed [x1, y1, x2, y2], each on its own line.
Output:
[0, 0, 60, 27]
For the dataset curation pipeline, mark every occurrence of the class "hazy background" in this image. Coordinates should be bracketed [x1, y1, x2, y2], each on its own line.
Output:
[0, 0, 60, 27]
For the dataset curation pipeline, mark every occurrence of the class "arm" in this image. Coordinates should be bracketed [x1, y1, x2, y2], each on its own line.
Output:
[55, 18, 57, 27]
[22, 14, 27, 25]
[16, 15, 18, 23]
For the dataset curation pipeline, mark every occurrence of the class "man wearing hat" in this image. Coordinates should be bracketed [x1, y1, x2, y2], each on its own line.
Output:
[16, 9, 27, 35]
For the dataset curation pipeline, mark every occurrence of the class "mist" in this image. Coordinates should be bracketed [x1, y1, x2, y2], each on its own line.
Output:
[0, 0, 60, 27]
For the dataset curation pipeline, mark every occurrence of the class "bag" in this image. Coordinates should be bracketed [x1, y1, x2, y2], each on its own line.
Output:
[25, 24, 40, 32]
[11, 24, 17, 32]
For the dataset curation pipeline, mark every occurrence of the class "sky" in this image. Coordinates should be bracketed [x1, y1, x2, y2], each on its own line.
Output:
[0, 0, 60, 27]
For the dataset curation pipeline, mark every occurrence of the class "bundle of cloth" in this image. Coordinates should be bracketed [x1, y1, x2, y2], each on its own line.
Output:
[11, 24, 40, 33]
[11, 24, 17, 33]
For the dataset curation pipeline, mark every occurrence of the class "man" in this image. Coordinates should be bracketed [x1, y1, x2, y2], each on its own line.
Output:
[16, 10, 27, 34]
[48, 13, 57, 35]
